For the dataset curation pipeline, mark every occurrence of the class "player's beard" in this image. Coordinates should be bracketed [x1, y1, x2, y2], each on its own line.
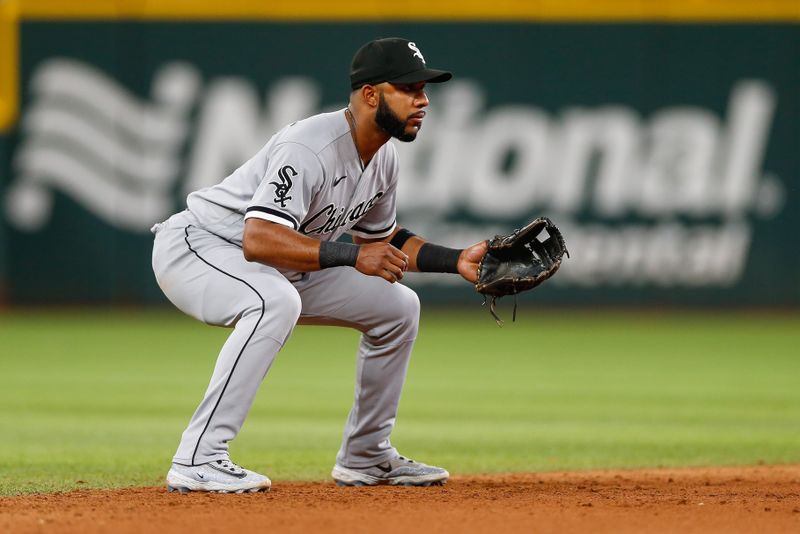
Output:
[375, 92, 418, 142]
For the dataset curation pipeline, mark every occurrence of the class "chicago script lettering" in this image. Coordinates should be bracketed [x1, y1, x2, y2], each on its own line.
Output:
[299, 192, 384, 235]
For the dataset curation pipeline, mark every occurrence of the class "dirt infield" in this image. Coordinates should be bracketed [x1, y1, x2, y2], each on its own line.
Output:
[2, 465, 798, 533]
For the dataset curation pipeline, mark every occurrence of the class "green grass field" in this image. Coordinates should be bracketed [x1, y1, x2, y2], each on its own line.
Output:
[1, 309, 798, 495]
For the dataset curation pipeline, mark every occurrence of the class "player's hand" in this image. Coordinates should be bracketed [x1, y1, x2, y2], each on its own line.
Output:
[457, 240, 488, 284]
[355, 242, 409, 283]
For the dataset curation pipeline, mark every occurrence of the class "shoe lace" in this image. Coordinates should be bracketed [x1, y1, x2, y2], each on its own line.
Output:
[215, 459, 245, 475]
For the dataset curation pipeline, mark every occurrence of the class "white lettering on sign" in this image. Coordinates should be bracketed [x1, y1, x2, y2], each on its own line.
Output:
[3, 59, 785, 288]
[394, 79, 782, 221]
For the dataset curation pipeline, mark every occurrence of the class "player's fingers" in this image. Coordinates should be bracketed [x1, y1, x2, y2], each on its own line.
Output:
[386, 253, 408, 271]
[387, 246, 409, 265]
[379, 268, 397, 283]
[398, 253, 409, 271]
[385, 264, 404, 281]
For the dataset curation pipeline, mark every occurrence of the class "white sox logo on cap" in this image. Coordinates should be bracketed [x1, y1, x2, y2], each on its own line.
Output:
[408, 42, 425, 64]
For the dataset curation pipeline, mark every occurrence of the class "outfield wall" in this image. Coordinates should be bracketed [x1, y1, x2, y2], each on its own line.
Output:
[0, 2, 798, 305]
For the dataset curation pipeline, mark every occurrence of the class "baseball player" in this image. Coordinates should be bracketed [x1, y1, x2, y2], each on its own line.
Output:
[151, 37, 487, 493]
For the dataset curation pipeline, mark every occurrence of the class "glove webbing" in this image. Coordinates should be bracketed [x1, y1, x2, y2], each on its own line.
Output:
[482, 293, 518, 326]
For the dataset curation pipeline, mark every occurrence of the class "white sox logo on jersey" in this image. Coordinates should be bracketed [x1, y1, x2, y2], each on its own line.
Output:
[270, 165, 296, 207]
[300, 191, 384, 235]
[408, 42, 425, 64]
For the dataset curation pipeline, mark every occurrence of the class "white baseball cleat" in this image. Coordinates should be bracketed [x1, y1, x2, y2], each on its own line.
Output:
[332, 455, 449, 487]
[166, 459, 271, 493]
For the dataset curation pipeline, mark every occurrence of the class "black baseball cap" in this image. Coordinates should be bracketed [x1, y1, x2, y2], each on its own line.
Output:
[350, 38, 452, 90]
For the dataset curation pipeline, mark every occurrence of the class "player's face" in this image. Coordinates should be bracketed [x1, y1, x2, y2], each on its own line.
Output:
[375, 81, 429, 142]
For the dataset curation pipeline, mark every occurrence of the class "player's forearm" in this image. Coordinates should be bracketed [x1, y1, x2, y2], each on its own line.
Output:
[399, 235, 426, 271]
[355, 230, 424, 270]
[409, 236, 484, 282]
[243, 218, 326, 271]
[382, 228, 462, 274]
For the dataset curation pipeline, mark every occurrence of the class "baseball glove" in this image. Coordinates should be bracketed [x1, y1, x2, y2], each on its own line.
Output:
[476, 217, 568, 324]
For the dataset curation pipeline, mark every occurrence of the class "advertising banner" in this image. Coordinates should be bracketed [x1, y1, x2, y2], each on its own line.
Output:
[1, 18, 797, 305]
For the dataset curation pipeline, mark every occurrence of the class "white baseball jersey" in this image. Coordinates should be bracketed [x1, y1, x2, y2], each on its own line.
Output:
[186, 109, 398, 280]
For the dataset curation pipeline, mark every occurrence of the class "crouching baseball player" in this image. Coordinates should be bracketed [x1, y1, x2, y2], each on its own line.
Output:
[151, 37, 487, 493]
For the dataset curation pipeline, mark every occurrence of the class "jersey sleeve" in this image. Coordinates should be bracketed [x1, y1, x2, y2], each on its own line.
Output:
[349, 145, 399, 239]
[245, 142, 324, 230]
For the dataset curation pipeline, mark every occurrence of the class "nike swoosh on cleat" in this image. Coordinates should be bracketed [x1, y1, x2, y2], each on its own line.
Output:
[333, 175, 347, 187]
[375, 463, 393, 474]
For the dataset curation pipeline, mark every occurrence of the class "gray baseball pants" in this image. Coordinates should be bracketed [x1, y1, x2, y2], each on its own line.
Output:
[151, 211, 419, 468]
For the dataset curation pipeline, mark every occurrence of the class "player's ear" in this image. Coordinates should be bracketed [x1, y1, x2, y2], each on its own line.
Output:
[361, 84, 379, 108]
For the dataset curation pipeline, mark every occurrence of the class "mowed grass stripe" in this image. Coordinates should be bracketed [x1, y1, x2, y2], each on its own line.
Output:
[1, 309, 798, 495]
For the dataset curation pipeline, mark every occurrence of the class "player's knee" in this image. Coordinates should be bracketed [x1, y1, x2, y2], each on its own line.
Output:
[284, 287, 303, 323]
[267, 282, 302, 328]
[374, 284, 420, 341]
[398, 286, 421, 329]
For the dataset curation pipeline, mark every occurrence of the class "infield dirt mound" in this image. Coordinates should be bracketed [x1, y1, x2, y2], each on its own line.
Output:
[2, 465, 799, 533]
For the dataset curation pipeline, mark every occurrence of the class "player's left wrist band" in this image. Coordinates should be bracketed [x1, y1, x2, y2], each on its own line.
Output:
[416, 243, 462, 274]
[319, 241, 360, 269]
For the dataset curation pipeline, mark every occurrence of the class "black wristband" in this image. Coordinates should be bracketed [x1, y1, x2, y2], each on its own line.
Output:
[389, 228, 416, 250]
[416, 243, 462, 274]
[319, 241, 360, 269]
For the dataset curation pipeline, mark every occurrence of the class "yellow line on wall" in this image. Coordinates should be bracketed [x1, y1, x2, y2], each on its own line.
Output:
[0, 0, 19, 132]
[16, 0, 800, 21]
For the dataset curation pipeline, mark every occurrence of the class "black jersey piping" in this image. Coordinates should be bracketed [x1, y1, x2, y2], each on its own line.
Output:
[246, 206, 299, 230]
[351, 220, 396, 235]
[183, 225, 266, 466]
